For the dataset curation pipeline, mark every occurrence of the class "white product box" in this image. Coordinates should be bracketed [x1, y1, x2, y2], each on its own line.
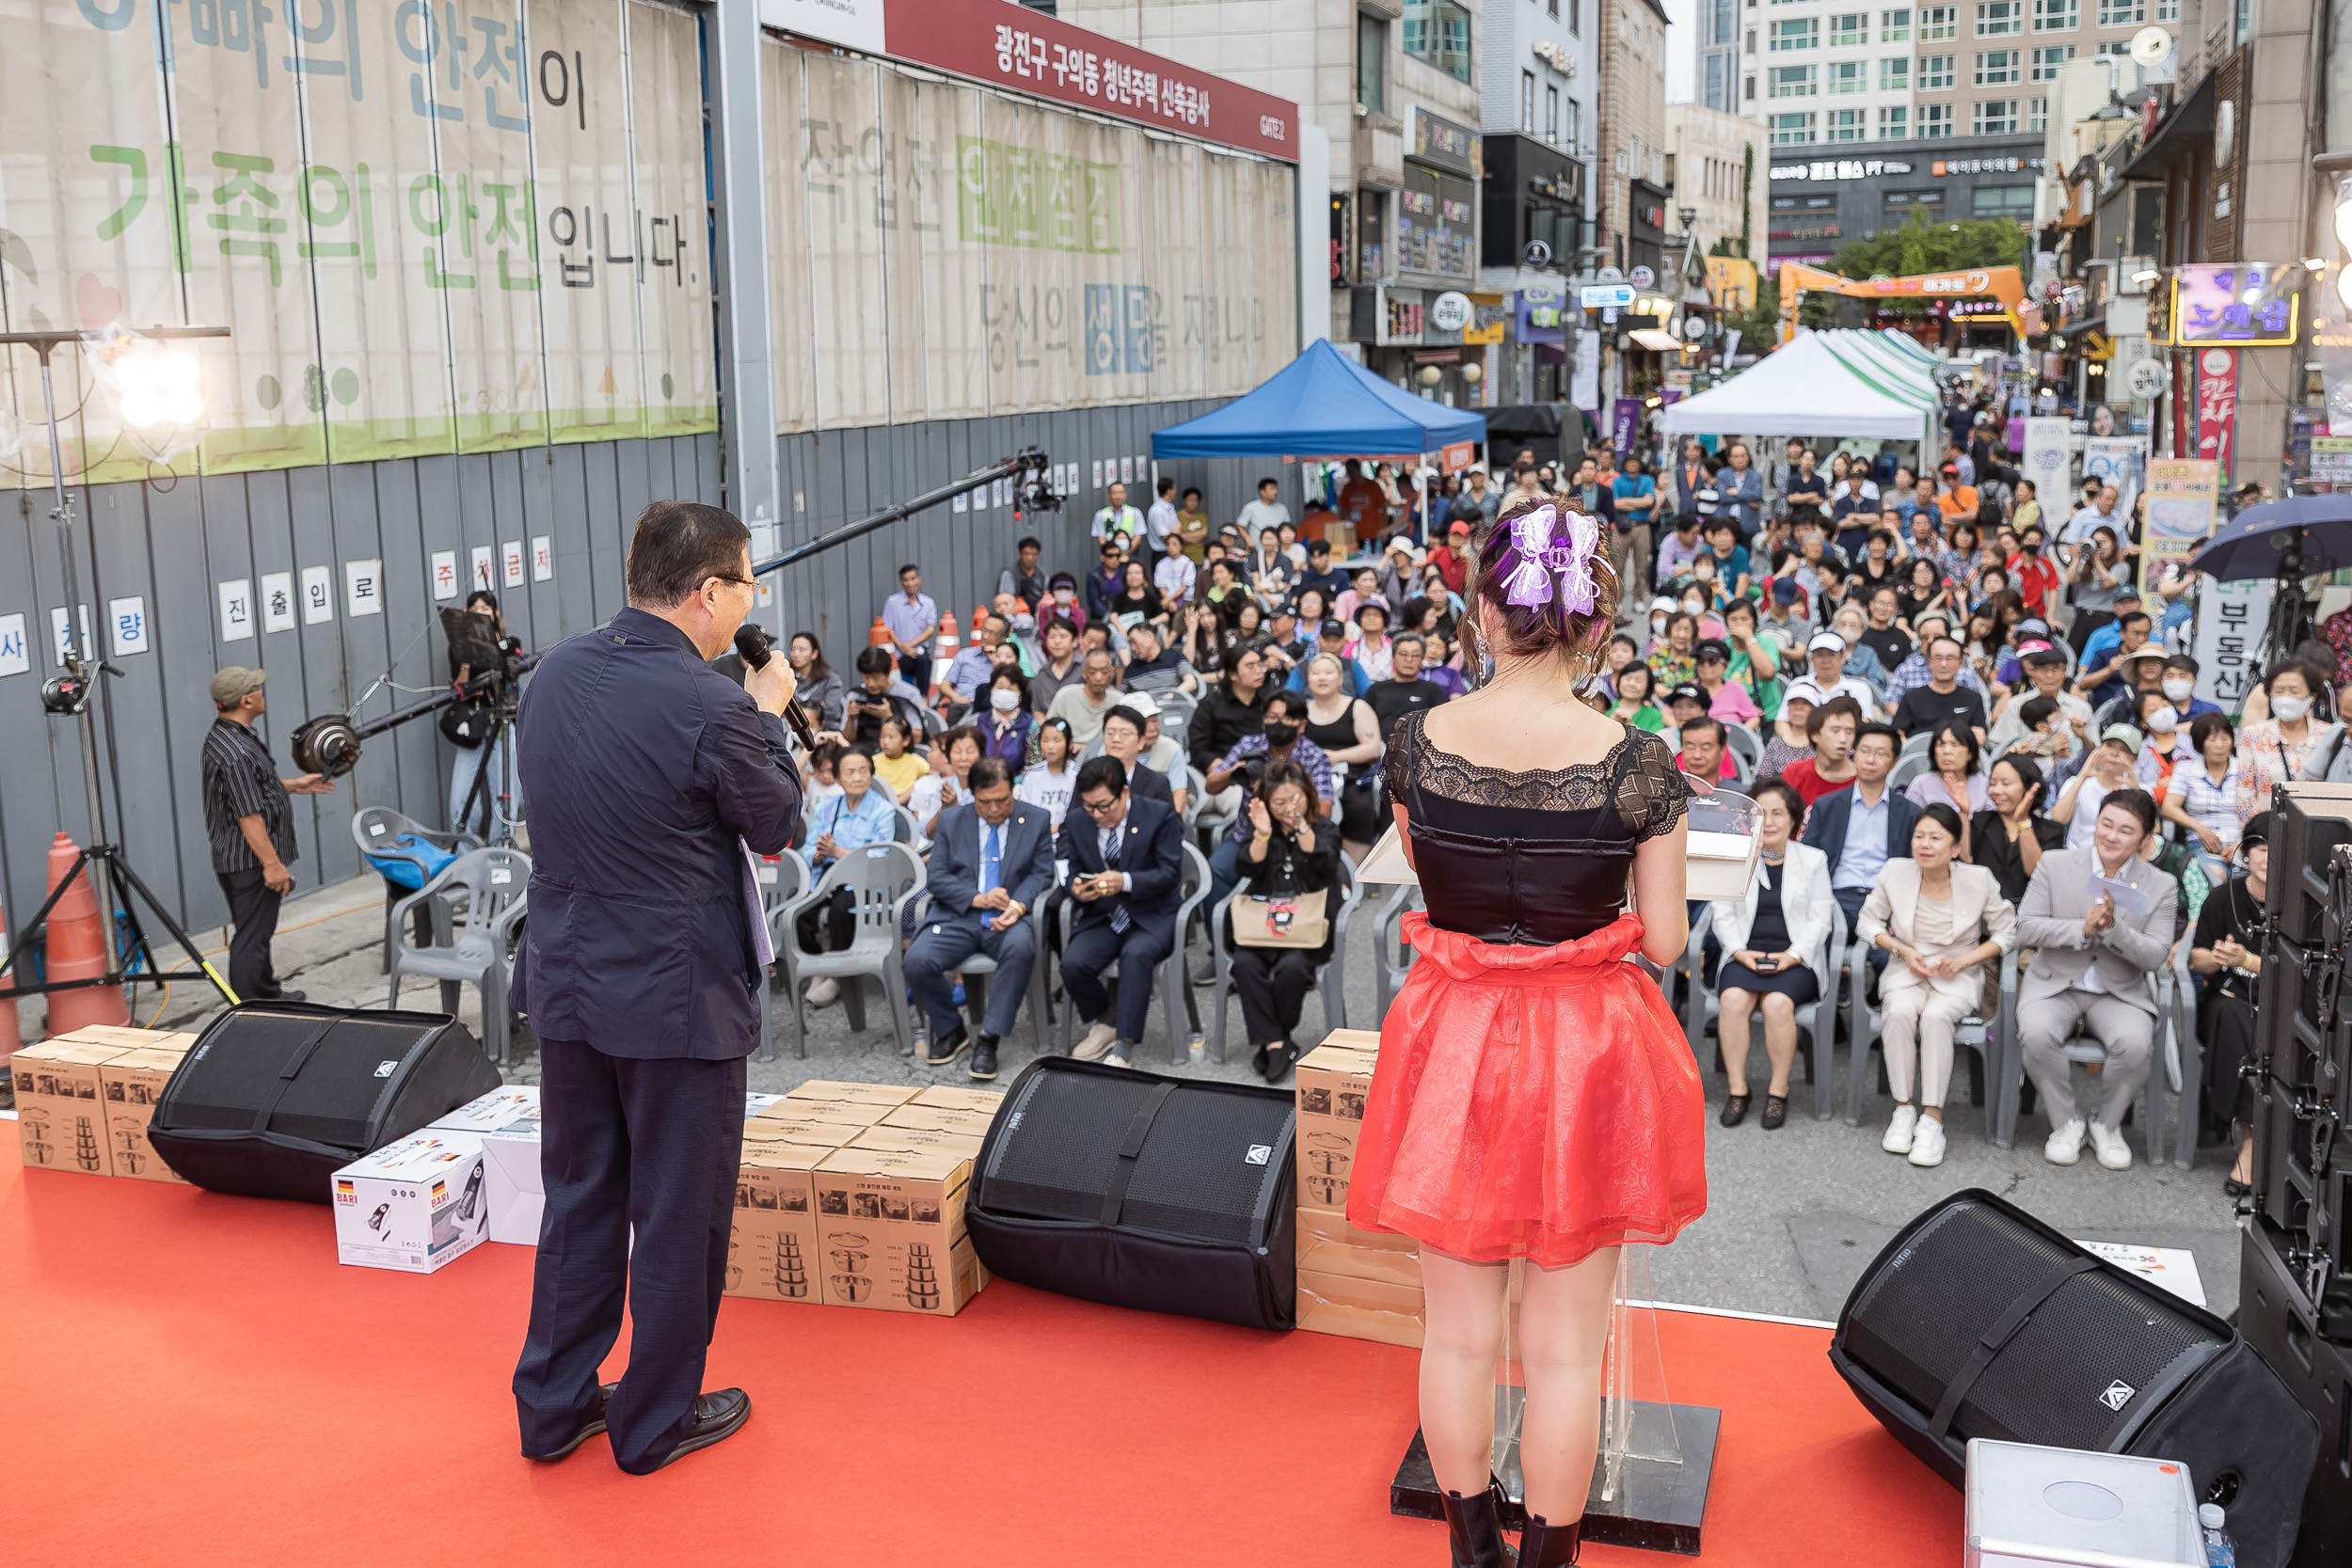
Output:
[478, 1117, 545, 1246]
[331, 1133, 492, 1274]
[1964, 1439, 2202, 1568]
[429, 1086, 540, 1132]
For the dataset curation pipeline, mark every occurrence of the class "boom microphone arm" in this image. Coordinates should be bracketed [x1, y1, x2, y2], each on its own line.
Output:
[749, 448, 1058, 578]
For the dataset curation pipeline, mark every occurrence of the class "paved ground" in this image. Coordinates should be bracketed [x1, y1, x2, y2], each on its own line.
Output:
[5, 873, 2244, 1320]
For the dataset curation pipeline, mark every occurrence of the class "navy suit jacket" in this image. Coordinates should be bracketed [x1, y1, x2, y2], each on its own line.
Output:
[1061, 794, 1184, 947]
[925, 801, 1056, 927]
[511, 608, 803, 1059]
[1800, 782, 1921, 887]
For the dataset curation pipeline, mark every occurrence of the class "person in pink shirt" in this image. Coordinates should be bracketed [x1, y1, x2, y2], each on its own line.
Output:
[1693, 639, 1762, 729]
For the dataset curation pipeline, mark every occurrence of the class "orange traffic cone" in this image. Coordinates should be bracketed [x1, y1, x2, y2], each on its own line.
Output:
[0, 895, 20, 1056]
[40, 833, 128, 1035]
[867, 615, 893, 647]
[973, 603, 991, 639]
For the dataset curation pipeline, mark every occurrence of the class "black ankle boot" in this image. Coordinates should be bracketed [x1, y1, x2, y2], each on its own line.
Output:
[1440, 1481, 1516, 1567]
[1517, 1511, 1581, 1567]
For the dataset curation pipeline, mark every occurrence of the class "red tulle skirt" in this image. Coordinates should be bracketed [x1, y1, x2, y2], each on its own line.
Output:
[1345, 911, 1709, 1269]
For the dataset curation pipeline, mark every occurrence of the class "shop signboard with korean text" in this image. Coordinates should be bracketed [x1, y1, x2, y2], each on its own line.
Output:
[2194, 577, 2271, 711]
[0, 0, 722, 489]
[2155, 265, 2300, 348]
[2140, 458, 2219, 600]
[2194, 348, 2239, 481]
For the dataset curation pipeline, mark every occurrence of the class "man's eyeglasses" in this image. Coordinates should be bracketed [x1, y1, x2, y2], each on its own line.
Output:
[706, 573, 757, 591]
[1078, 794, 1123, 817]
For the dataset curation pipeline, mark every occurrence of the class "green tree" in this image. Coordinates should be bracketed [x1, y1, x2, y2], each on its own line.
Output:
[1829, 209, 2025, 280]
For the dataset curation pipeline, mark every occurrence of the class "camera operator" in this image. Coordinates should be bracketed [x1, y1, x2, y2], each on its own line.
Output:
[509, 500, 801, 1476]
[447, 590, 523, 834]
[200, 667, 336, 1002]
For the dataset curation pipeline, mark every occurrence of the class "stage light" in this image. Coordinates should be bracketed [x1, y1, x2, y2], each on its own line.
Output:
[115, 343, 204, 428]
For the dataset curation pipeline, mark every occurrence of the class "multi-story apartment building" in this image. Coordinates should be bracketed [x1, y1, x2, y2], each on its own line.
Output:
[1599, 0, 1675, 278]
[1667, 103, 1772, 266]
[1477, 0, 1600, 404]
[1743, 1, 1920, 150]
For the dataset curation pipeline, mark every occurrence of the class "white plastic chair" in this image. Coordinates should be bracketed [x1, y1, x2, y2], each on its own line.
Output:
[1205, 854, 1362, 1064]
[1890, 752, 1931, 791]
[386, 847, 530, 1064]
[1681, 897, 1846, 1121]
[350, 806, 479, 971]
[1722, 723, 1761, 776]
[1057, 840, 1209, 1065]
[904, 888, 1051, 1061]
[774, 841, 927, 1057]
[1993, 939, 2192, 1164]
[755, 849, 810, 1064]
[1373, 882, 1422, 1025]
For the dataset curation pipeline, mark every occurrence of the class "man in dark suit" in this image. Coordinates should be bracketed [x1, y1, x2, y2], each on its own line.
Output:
[1799, 721, 1918, 969]
[907, 756, 1054, 1082]
[509, 500, 802, 1475]
[1061, 754, 1185, 1069]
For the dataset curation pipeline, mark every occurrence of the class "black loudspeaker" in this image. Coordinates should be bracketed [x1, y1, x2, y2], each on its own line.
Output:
[2240, 1225, 2352, 1568]
[966, 1056, 1296, 1331]
[149, 1003, 501, 1204]
[1831, 1190, 2318, 1568]
[2268, 785, 2352, 946]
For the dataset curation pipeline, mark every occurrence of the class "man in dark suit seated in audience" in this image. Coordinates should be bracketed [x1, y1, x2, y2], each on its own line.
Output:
[906, 756, 1055, 1083]
[1801, 720, 1920, 969]
[1060, 755, 1185, 1069]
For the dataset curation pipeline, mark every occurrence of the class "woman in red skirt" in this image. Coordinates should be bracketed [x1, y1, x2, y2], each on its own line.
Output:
[1349, 491, 1707, 1566]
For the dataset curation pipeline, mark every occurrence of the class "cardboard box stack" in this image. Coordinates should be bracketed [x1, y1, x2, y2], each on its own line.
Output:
[10, 1026, 199, 1181]
[727, 1080, 1007, 1318]
[1293, 1029, 1426, 1349]
[425, 1087, 546, 1244]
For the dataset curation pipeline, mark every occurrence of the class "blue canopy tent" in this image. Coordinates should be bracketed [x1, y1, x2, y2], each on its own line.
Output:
[1151, 339, 1487, 458]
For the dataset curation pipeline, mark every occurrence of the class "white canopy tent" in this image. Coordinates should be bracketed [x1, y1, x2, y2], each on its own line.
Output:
[1661, 331, 1937, 443]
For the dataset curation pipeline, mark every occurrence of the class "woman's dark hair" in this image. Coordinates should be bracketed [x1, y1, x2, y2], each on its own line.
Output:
[1915, 801, 1965, 845]
[627, 500, 751, 607]
[1121, 561, 1150, 591]
[853, 644, 896, 677]
[1034, 716, 1074, 758]
[2189, 710, 2236, 752]
[1471, 490, 1622, 665]
[1255, 756, 1324, 818]
[1723, 597, 1756, 626]
[1992, 752, 2046, 812]
[2266, 658, 2326, 698]
[1928, 721, 1980, 777]
[1908, 557, 1938, 587]
[1614, 661, 1655, 702]
[810, 739, 848, 772]
[939, 725, 985, 764]
[1048, 571, 1079, 594]
[790, 630, 833, 684]
[1752, 778, 1805, 821]
[1295, 587, 1328, 623]
[1355, 601, 1389, 629]
[988, 666, 1029, 705]
[1399, 594, 1437, 631]
[2099, 786, 2159, 837]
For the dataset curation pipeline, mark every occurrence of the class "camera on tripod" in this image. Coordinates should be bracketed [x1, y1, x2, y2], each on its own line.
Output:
[292, 607, 536, 780]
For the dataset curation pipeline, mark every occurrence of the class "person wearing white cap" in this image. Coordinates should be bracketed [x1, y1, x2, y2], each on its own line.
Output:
[1803, 630, 1878, 712]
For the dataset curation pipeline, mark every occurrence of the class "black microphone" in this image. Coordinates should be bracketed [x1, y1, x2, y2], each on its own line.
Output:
[733, 624, 820, 752]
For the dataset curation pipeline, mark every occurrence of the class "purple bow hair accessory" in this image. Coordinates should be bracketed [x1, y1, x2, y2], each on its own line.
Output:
[1500, 505, 1601, 615]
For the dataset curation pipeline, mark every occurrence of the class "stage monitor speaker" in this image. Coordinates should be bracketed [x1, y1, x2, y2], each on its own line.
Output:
[2239, 1225, 2352, 1568]
[966, 1056, 1296, 1331]
[1831, 1189, 2318, 1568]
[2267, 784, 2352, 946]
[149, 1003, 501, 1204]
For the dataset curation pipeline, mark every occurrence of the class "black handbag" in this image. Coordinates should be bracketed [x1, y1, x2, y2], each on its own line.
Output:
[438, 700, 494, 747]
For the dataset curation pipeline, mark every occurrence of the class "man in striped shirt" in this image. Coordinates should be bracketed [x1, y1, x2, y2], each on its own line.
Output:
[200, 667, 335, 1001]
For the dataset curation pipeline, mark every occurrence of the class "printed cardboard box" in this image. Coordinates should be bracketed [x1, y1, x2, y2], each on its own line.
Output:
[905, 1085, 1007, 1117]
[430, 1087, 544, 1244]
[846, 1124, 988, 1160]
[10, 1038, 131, 1176]
[330, 1133, 491, 1274]
[742, 1115, 861, 1150]
[49, 1024, 196, 1052]
[1295, 1268, 1425, 1349]
[428, 1086, 540, 1133]
[745, 1092, 787, 1117]
[725, 1142, 834, 1303]
[752, 1098, 892, 1133]
[784, 1080, 919, 1108]
[1294, 1037, 1380, 1213]
[1296, 1209, 1422, 1290]
[876, 1103, 998, 1140]
[812, 1146, 986, 1316]
[96, 1046, 194, 1184]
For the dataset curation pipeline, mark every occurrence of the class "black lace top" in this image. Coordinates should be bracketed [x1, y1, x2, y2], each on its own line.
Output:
[1384, 713, 1690, 946]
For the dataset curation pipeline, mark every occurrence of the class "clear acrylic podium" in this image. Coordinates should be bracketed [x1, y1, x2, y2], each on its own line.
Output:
[1390, 1249, 1720, 1554]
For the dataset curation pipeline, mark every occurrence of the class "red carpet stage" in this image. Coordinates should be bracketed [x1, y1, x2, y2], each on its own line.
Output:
[1, 1142, 1956, 1566]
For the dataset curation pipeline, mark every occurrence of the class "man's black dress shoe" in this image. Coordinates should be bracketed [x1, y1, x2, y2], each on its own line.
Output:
[523, 1382, 619, 1462]
[969, 1034, 1000, 1081]
[628, 1388, 752, 1474]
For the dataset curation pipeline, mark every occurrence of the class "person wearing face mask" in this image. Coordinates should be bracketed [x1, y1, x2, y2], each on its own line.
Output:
[2236, 660, 2328, 818]
[2158, 655, 2220, 723]
[979, 668, 1034, 766]
[2130, 689, 2194, 800]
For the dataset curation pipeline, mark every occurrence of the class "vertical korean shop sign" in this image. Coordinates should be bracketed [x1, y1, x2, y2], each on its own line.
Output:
[2195, 348, 2239, 482]
[2140, 458, 2219, 597]
[874, 0, 1298, 161]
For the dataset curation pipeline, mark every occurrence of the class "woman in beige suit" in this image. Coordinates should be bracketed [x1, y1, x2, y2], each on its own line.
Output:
[1857, 802, 2019, 1168]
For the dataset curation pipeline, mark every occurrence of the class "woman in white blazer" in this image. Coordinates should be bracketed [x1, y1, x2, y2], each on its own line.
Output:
[1709, 779, 1836, 1131]
[1857, 801, 2019, 1169]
